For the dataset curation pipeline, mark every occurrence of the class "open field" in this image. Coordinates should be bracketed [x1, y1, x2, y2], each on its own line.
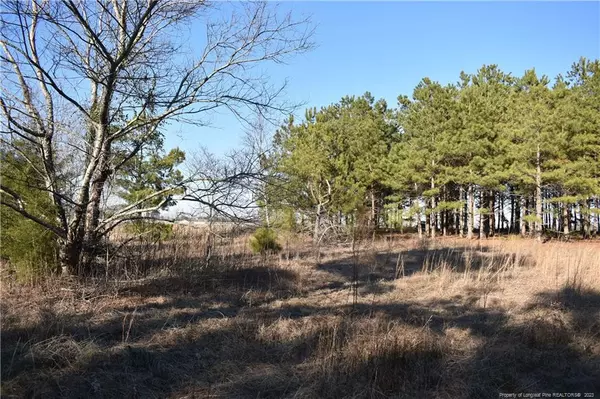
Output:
[1, 233, 599, 398]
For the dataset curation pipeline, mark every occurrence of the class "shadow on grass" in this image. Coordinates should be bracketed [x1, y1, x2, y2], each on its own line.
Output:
[0, 265, 301, 392]
[465, 286, 600, 396]
[318, 245, 532, 283]
[1, 276, 598, 398]
[119, 266, 299, 297]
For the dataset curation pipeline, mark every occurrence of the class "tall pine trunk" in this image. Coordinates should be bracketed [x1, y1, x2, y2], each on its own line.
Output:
[467, 185, 474, 239]
[562, 202, 570, 236]
[520, 196, 527, 237]
[582, 200, 591, 239]
[535, 145, 543, 240]
[510, 190, 515, 234]
[489, 190, 495, 237]
[577, 203, 583, 235]
[479, 190, 485, 240]
[498, 193, 503, 233]
[370, 189, 377, 242]
[430, 176, 436, 239]
[414, 196, 423, 239]
[442, 186, 448, 236]
[458, 186, 464, 237]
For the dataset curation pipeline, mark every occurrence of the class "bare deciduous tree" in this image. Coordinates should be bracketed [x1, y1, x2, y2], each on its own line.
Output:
[0, 0, 313, 275]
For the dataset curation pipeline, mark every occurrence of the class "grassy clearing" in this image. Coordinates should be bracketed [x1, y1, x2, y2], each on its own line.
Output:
[1, 232, 599, 398]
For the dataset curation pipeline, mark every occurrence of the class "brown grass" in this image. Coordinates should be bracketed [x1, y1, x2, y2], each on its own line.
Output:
[1, 232, 599, 398]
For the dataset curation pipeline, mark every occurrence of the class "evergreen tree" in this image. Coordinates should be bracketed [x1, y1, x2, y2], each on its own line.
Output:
[0, 142, 60, 278]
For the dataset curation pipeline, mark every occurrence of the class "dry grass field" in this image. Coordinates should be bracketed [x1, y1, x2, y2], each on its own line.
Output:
[1, 229, 599, 398]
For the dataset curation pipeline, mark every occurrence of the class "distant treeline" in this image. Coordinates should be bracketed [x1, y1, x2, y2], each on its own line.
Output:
[265, 58, 600, 240]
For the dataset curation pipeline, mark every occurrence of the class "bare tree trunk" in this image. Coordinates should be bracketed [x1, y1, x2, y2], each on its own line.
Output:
[583, 200, 591, 239]
[575, 202, 585, 237]
[453, 208, 458, 236]
[313, 203, 322, 263]
[430, 177, 436, 239]
[543, 196, 550, 230]
[489, 190, 495, 237]
[442, 187, 448, 236]
[59, 233, 83, 275]
[313, 203, 321, 243]
[80, 142, 113, 272]
[371, 188, 377, 242]
[597, 198, 600, 235]
[479, 190, 485, 240]
[496, 193, 500, 233]
[457, 186, 463, 237]
[535, 146, 543, 241]
[520, 196, 527, 237]
[499, 193, 504, 233]
[525, 197, 534, 236]
[442, 210, 447, 236]
[370, 189, 375, 226]
[509, 190, 514, 234]
[467, 185, 474, 239]
[414, 197, 422, 239]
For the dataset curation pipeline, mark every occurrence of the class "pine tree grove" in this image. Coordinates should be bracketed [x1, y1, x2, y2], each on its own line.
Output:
[272, 58, 600, 240]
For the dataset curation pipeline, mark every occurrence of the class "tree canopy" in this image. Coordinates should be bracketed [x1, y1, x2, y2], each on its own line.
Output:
[269, 58, 600, 242]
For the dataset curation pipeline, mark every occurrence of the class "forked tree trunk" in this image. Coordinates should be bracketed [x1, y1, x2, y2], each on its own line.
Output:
[59, 235, 83, 275]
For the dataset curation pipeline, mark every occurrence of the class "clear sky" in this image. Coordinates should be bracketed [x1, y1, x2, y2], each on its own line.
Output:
[164, 1, 600, 156]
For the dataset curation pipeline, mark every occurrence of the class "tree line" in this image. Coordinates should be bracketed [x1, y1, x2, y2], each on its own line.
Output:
[266, 59, 600, 242]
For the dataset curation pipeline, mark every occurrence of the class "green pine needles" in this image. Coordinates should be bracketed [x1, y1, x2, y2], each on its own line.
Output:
[249, 227, 282, 255]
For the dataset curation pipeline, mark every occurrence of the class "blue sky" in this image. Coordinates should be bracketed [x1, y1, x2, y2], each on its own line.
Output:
[164, 1, 600, 156]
